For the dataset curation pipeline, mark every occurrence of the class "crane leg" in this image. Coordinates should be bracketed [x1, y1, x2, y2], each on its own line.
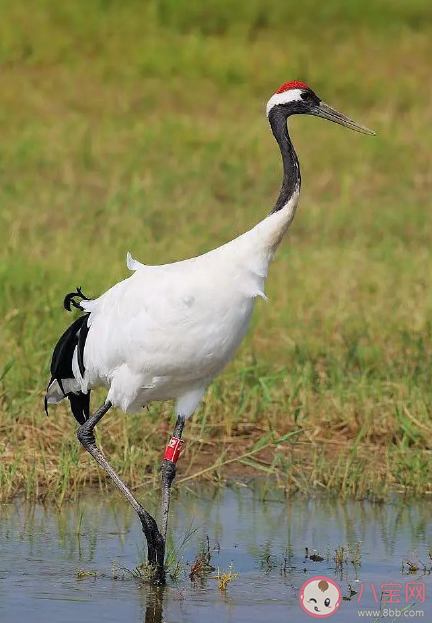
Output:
[161, 415, 185, 542]
[76, 400, 166, 584]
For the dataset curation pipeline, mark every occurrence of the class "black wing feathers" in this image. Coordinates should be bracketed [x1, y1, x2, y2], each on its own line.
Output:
[77, 318, 90, 377]
[68, 391, 90, 426]
[50, 315, 90, 380]
[46, 312, 91, 424]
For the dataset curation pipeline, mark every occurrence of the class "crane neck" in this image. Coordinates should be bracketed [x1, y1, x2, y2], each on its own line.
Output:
[219, 105, 302, 270]
[268, 107, 301, 214]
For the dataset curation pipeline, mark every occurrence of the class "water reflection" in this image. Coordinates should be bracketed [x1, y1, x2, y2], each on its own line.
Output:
[143, 587, 164, 623]
[0, 486, 431, 623]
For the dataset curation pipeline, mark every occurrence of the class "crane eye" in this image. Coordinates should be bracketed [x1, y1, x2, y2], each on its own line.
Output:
[324, 598, 331, 607]
[300, 90, 320, 106]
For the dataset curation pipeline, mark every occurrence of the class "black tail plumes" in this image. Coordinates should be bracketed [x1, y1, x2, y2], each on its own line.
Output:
[63, 286, 89, 312]
[45, 287, 92, 425]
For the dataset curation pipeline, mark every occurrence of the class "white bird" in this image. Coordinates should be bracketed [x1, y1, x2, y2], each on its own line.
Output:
[45, 80, 373, 583]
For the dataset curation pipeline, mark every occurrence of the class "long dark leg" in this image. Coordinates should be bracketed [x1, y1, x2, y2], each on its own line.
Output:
[161, 415, 185, 541]
[77, 401, 165, 583]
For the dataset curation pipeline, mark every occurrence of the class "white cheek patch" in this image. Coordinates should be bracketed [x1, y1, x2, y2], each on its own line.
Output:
[266, 89, 303, 116]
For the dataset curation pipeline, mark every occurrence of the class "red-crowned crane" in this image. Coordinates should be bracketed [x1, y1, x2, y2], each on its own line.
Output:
[45, 80, 374, 583]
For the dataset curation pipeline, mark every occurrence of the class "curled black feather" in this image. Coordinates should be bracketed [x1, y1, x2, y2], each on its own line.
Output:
[64, 287, 90, 312]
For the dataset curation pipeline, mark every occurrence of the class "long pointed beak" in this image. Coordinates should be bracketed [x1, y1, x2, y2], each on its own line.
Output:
[312, 101, 375, 135]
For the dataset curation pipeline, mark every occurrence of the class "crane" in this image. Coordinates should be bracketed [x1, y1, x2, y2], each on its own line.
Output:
[45, 80, 374, 583]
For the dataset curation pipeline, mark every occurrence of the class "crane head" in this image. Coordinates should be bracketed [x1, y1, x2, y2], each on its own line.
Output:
[266, 81, 375, 135]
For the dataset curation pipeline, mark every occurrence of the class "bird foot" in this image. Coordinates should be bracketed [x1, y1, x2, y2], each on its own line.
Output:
[137, 507, 166, 578]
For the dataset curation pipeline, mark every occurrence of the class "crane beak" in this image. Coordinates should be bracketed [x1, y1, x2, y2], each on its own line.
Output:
[312, 101, 375, 135]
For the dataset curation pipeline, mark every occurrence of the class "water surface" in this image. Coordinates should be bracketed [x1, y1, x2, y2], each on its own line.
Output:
[1, 485, 431, 622]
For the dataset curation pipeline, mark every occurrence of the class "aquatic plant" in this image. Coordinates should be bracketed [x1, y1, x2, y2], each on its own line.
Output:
[215, 562, 239, 593]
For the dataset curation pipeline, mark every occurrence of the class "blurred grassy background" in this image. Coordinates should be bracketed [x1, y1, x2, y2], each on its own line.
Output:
[0, 0, 431, 500]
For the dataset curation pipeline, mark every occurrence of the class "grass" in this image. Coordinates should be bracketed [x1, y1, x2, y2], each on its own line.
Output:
[189, 535, 215, 582]
[0, 0, 432, 501]
[76, 568, 98, 580]
[401, 553, 431, 575]
[214, 563, 239, 593]
[333, 541, 362, 577]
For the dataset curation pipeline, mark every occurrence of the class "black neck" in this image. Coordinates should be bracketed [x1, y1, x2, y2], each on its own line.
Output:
[268, 107, 301, 214]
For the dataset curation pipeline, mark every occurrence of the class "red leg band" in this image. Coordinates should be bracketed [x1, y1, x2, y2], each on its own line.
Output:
[163, 437, 184, 463]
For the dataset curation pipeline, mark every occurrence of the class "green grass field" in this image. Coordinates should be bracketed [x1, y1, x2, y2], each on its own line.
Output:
[1, 0, 431, 500]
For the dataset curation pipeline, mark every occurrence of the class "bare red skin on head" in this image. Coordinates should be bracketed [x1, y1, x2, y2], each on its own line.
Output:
[275, 81, 309, 93]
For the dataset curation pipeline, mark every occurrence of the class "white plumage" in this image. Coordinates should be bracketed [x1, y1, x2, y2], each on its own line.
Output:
[47, 192, 298, 416]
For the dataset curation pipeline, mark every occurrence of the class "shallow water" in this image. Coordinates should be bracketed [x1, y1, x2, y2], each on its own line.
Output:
[0, 485, 431, 622]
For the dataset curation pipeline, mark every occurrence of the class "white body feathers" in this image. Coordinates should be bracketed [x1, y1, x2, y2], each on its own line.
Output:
[46, 193, 299, 418]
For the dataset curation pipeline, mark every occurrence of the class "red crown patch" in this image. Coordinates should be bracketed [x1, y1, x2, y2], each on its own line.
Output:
[275, 81, 309, 94]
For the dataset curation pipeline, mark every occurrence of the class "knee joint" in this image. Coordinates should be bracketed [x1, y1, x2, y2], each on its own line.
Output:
[77, 424, 95, 447]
